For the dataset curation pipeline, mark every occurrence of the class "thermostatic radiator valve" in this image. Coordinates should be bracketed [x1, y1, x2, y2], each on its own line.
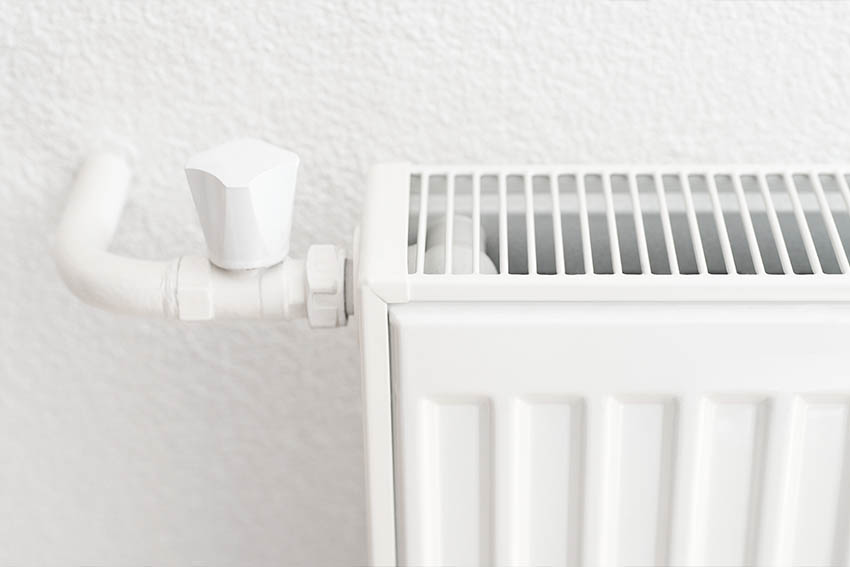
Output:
[54, 138, 348, 327]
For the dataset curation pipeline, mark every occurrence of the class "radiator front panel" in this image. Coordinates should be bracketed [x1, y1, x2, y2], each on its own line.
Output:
[388, 302, 850, 567]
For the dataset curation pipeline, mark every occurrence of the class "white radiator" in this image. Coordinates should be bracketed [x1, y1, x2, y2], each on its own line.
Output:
[355, 165, 850, 566]
[54, 144, 850, 567]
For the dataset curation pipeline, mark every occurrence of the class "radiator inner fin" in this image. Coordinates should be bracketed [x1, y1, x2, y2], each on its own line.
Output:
[407, 170, 850, 276]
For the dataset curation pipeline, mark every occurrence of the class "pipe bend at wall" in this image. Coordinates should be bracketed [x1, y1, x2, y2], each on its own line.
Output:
[54, 152, 182, 318]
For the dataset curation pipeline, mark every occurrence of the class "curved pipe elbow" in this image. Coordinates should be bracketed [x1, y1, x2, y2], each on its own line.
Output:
[54, 152, 180, 318]
[54, 246, 180, 318]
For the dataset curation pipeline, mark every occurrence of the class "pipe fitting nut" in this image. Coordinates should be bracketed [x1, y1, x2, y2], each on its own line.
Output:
[305, 244, 347, 328]
[176, 256, 213, 321]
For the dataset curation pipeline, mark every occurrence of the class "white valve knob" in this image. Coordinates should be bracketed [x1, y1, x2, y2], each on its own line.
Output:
[185, 138, 299, 270]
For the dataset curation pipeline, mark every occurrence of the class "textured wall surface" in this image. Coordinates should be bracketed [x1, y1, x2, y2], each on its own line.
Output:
[1, 0, 849, 564]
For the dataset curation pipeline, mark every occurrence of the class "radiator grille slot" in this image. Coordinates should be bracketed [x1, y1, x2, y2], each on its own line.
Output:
[407, 169, 850, 276]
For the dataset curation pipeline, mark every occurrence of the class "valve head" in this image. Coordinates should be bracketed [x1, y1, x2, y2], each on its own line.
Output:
[185, 138, 299, 270]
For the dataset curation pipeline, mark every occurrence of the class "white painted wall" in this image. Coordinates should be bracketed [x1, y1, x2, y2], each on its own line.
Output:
[1, 0, 848, 563]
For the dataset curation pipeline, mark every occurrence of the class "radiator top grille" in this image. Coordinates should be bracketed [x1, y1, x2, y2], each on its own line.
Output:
[407, 169, 850, 277]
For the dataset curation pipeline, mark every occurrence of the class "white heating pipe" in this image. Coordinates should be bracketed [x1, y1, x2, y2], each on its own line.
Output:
[54, 153, 344, 324]
[54, 153, 183, 318]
